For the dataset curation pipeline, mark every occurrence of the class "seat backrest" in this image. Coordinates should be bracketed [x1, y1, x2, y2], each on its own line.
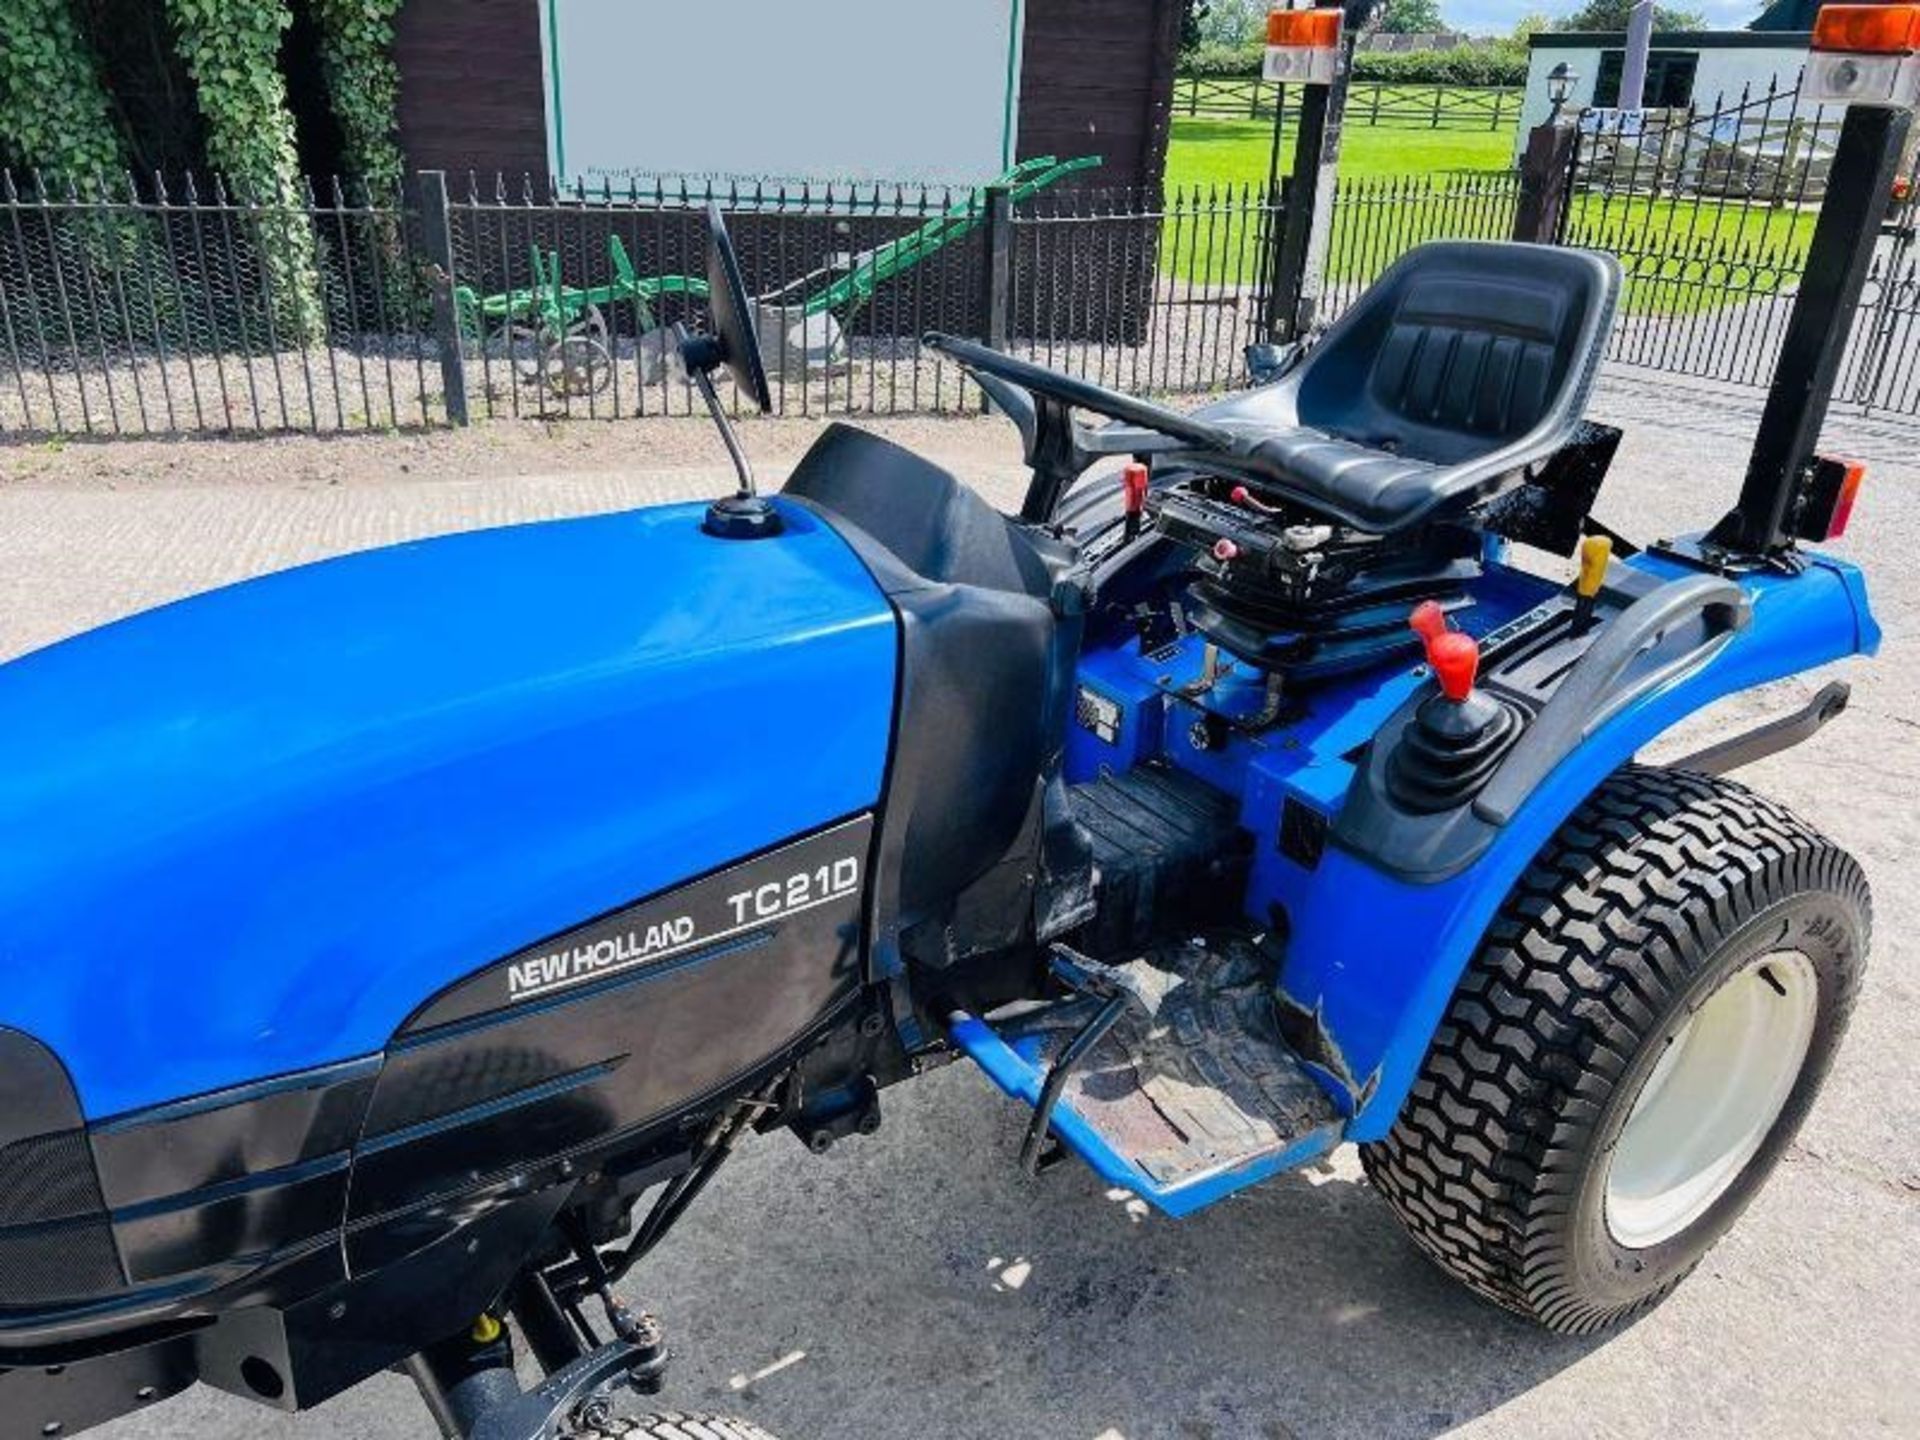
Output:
[1295, 242, 1620, 465]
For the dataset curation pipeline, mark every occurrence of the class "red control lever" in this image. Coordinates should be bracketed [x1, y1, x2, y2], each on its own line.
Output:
[1409, 602, 1479, 703]
[1121, 461, 1151, 539]
[1229, 484, 1282, 515]
[1429, 632, 1480, 703]
[1212, 537, 1241, 562]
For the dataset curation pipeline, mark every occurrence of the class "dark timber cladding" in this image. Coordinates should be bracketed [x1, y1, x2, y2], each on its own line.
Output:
[392, 0, 1182, 194]
[393, 0, 547, 179]
[1017, 0, 1184, 194]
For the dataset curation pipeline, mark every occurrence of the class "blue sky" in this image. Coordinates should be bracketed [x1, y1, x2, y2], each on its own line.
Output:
[1447, 0, 1763, 34]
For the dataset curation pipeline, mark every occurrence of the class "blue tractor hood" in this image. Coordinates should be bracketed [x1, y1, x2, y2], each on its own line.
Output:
[0, 499, 896, 1120]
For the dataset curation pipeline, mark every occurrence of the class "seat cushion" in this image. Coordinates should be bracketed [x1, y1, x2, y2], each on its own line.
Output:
[1245, 425, 1441, 526]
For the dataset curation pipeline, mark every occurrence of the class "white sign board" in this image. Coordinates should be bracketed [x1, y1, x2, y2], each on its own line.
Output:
[538, 0, 1026, 189]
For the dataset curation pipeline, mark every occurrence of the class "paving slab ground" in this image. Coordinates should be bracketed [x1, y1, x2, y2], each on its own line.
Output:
[2, 373, 1915, 1440]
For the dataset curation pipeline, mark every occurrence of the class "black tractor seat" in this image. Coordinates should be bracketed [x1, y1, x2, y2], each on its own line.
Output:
[1193, 241, 1621, 533]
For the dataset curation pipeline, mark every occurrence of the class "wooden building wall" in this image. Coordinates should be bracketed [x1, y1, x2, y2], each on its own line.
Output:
[393, 0, 548, 180]
[1016, 0, 1182, 197]
[394, 0, 1181, 194]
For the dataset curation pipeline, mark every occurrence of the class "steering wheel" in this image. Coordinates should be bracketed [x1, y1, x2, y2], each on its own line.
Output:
[924, 332, 1236, 522]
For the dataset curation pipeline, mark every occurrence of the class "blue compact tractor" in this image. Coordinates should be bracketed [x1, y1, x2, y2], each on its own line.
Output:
[1, 12, 1910, 1438]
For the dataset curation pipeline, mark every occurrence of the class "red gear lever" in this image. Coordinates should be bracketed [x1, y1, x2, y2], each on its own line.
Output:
[1409, 602, 1479, 703]
[1122, 461, 1150, 515]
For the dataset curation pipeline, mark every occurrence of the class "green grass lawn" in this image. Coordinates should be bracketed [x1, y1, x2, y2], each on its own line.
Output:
[1159, 116, 1817, 314]
[1165, 117, 1514, 191]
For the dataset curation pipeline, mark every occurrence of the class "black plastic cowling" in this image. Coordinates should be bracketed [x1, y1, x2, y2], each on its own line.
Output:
[0, 1027, 125, 1309]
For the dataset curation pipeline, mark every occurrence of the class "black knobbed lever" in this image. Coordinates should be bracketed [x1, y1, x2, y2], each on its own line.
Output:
[1387, 603, 1522, 814]
[684, 203, 781, 540]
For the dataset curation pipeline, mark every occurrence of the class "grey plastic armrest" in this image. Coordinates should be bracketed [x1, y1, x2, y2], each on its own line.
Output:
[1474, 574, 1750, 826]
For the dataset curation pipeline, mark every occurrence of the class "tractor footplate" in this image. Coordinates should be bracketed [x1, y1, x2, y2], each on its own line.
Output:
[951, 933, 1341, 1216]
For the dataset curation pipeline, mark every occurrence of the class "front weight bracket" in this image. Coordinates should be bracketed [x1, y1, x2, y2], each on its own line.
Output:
[466, 1317, 669, 1440]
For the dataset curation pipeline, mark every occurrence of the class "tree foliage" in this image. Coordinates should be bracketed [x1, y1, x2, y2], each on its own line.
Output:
[1376, 0, 1448, 35]
[1193, 0, 1267, 46]
[166, 0, 324, 340]
[1182, 0, 1212, 52]
[1554, 0, 1708, 30]
[0, 0, 127, 182]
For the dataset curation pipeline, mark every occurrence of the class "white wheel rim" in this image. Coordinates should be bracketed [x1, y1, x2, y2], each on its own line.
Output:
[1604, 950, 1818, 1249]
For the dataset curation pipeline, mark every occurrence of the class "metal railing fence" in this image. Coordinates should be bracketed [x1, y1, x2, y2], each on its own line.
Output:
[3, 139, 1913, 438]
[1175, 76, 1522, 131]
[1320, 170, 1523, 321]
[0, 172, 441, 436]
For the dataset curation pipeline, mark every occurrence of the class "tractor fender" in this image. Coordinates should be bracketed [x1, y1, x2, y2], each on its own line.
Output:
[1276, 549, 1878, 1143]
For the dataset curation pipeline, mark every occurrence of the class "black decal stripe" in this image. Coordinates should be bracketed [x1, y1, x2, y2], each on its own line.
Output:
[112, 1156, 351, 1286]
[91, 1059, 378, 1212]
[360, 1060, 622, 1154]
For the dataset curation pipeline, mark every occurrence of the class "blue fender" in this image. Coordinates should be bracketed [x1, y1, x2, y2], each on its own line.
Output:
[1279, 549, 1880, 1143]
[0, 500, 896, 1120]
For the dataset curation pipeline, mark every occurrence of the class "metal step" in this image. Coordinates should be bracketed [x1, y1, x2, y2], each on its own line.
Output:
[951, 931, 1343, 1218]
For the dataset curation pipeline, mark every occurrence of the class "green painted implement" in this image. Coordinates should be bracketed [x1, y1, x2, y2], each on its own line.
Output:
[454, 155, 1101, 395]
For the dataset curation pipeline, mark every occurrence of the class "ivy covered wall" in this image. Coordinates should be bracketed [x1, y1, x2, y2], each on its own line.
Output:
[313, 0, 406, 200]
[0, 0, 128, 183]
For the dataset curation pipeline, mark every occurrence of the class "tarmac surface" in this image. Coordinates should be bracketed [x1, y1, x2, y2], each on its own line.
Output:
[2, 374, 1915, 1440]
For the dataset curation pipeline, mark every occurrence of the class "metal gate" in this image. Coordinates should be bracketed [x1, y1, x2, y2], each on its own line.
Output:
[1563, 82, 1920, 416]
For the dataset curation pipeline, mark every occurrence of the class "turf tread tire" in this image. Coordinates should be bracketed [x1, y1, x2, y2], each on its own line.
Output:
[570, 1414, 782, 1440]
[1360, 764, 1869, 1334]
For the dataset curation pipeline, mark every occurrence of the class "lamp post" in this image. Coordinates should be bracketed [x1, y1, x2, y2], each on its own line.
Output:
[1548, 62, 1579, 122]
[1514, 63, 1583, 244]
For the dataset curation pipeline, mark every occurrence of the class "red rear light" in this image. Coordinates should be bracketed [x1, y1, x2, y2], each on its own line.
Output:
[1795, 456, 1866, 542]
[1828, 461, 1866, 538]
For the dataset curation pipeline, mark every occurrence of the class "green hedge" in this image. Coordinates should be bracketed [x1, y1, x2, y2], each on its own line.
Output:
[1182, 40, 1528, 88]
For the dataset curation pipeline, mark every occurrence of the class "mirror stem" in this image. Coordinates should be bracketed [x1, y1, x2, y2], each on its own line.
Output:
[676, 324, 782, 540]
[677, 324, 757, 499]
[692, 364, 758, 500]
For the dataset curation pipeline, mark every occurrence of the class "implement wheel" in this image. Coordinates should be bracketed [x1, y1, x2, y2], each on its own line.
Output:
[1362, 765, 1869, 1334]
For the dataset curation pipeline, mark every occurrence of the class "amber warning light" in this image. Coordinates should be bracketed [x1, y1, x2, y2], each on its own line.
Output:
[1264, 6, 1342, 87]
[1803, 3, 1920, 105]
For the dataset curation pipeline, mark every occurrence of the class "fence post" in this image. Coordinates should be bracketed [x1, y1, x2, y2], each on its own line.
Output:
[976, 182, 1015, 415]
[1512, 116, 1579, 245]
[416, 169, 469, 427]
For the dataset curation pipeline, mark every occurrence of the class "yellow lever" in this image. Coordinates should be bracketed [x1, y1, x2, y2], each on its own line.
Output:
[1577, 534, 1612, 599]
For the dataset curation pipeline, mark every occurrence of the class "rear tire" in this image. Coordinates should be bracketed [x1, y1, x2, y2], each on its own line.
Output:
[1361, 765, 1869, 1334]
[571, 1414, 783, 1440]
